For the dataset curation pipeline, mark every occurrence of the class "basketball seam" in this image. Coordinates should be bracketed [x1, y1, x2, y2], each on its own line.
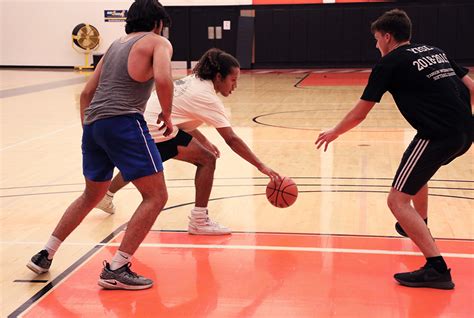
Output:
[275, 177, 286, 206]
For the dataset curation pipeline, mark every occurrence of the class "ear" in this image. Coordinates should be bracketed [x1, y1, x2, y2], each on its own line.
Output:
[215, 73, 223, 82]
[156, 20, 164, 34]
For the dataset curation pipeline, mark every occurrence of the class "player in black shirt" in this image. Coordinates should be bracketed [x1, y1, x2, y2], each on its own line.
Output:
[315, 9, 473, 289]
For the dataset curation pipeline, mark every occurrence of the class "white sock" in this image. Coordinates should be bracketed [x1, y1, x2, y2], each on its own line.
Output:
[106, 190, 114, 198]
[191, 206, 208, 216]
[110, 251, 132, 270]
[44, 236, 62, 260]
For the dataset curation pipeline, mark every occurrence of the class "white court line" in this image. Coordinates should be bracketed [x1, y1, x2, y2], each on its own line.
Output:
[4, 241, 472, 259]
[0, 122, 80, 152]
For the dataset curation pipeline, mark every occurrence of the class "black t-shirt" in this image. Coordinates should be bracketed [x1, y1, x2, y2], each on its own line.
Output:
[361, 43, 471, 138]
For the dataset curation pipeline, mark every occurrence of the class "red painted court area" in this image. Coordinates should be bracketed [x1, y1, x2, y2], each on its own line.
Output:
[298, 72, 371, 86]
[21, 232, 474, 317]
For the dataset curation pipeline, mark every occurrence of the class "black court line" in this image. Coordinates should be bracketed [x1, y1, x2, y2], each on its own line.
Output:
[8, 223, 128, 318]
[1, 176, 472, 190]
[2, 185, 473, 200]
[252, 110, 409, 132]
[293, 73, 310, 87]
[10, 192, 474, 317]
[13, 280, 48, 283]
[0, 77, 87, 98]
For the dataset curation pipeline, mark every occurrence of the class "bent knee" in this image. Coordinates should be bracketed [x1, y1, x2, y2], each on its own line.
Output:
[146, 190, 168, 211]
[196, 150, 216, 168]
[387, 189, 410, 213]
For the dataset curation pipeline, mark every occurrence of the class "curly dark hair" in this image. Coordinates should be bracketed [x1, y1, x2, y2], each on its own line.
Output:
[125, 0, 171, 34]
[371, 9, 412, 42]
[193, 48, 240, 80]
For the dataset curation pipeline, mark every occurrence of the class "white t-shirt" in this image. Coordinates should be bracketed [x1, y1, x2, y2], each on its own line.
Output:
[145, 75, 231, 142]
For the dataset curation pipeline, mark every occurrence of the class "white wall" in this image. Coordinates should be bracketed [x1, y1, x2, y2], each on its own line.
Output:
[0, 0, 251, 67]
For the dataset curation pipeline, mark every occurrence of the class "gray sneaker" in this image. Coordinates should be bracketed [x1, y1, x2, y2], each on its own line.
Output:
[98, 261, 153, 290]
[27, 250, 52, 274]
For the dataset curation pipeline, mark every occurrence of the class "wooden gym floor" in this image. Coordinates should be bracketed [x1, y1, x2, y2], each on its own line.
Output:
[1, 68, 473, 317]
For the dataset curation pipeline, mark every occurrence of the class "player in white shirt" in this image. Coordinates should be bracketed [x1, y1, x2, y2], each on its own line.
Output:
[96, 48, 281, 235]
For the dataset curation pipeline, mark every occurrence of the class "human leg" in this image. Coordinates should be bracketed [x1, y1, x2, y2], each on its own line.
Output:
[173, 138, 230, 235]
[97, 114, 168, 289]
[395, 184, 428, 237]
[117, 172, 168, 255]
[98, 172, 167, 290]
[96, 172, 129, 214]
[174, 138, 216, 207]
[28, 120, 115, 274]
[388, 189, 439, 257]
[387, 188, 455, 289]
[388, 135, 472, 289]
[27, 178, 110, 274]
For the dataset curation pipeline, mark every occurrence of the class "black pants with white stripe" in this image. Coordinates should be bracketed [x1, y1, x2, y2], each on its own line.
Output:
[392, 133, 471, 195]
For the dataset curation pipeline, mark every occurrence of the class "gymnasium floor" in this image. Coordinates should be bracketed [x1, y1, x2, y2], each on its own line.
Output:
[1, 68, 473, 317]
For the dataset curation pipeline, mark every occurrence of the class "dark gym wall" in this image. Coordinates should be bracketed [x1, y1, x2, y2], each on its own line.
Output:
[166, 1, 474, 68]
[254, 1, 474, 68]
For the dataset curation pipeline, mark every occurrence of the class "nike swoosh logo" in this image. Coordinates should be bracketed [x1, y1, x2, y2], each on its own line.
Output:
[119, 253, 129, 260]
[105, 280, 117, 285]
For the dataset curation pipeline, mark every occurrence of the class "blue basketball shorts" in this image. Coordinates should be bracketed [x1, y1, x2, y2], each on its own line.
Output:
[82, 113, 163, 182]
[392, 132, 471, 195]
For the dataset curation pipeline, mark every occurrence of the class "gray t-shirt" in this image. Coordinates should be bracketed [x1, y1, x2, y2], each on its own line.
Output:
[83, 33, 154, 125]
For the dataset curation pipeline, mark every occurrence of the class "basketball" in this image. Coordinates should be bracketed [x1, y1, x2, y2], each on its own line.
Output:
[266, 177, 298, 208]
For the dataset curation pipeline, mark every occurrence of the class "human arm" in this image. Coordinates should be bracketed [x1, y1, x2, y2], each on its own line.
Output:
[315, 99, 376, 152]
[152, 37, 174, 136]
[79, 57, 104, 125]
[216, 126, 280, 181]
[187, 129, 220, 158]
[461, 74, 474, 112]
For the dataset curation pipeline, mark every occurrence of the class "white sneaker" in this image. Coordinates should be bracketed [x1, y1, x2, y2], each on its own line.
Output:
[96, 195, 116, 214]
[188, 214, 231, 235]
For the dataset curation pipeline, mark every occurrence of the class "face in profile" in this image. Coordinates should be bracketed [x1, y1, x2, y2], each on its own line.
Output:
[374, 31, 390, 57]
[214, 67, 240, 97]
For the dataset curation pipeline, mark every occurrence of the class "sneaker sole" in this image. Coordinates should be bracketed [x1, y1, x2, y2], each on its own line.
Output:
[188, 229, 232, 236]
[98, 279, 153, 290]
[188, 232, 232, 236]
[26, 261, 49, 274]
[395, 278, 455, 290]
[96, 207, 115, 214]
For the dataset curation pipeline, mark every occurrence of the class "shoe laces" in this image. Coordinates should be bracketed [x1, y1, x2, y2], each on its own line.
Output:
[39, 250, 49, 257]
[123, 262, 140, 278]
[411, 263, 433, 274]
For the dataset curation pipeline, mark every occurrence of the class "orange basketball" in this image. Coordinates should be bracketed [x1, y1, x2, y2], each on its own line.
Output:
[266, 177, 298, 208]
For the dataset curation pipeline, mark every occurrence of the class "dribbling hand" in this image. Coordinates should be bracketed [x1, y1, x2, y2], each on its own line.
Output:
[260, 165, 282, 184]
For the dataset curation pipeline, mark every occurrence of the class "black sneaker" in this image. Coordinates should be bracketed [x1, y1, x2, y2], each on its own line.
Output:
[395, 222, 408, 237]
[27, 250, 52, 274]
[98, 261, 153, 290]
[395, 218, 427, 237]
[394, 263, 455, 290]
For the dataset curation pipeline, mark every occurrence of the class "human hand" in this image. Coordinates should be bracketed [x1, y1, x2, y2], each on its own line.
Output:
[259, 165, 282, 184]
[206, 142, 220, 158]
[315, 128, 339, 152]
[157, 112, 173, 136]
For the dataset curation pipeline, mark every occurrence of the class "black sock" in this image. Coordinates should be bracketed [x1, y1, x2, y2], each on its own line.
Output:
[426, 256, 448, 273]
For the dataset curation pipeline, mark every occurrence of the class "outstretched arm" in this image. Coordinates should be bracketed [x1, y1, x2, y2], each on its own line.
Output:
[217, 126, 280, 181]
[315, 99, 376, 151]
